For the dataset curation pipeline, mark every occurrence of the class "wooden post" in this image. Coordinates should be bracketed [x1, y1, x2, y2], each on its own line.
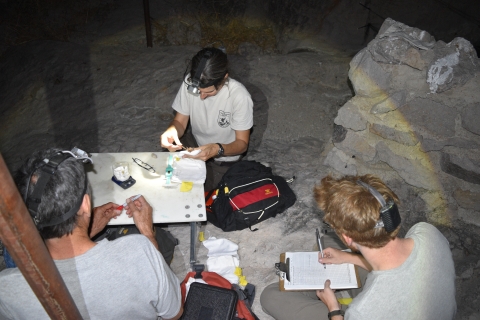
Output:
[0, 154, 82, 319]
[143, 0, 153, 47]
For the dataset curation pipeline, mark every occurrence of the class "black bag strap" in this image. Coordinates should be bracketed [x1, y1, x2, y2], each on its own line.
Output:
[193, 264, 205, 279]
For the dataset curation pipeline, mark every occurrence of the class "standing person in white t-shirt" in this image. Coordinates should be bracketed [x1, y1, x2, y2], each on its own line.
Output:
[160, 47, 254, 191]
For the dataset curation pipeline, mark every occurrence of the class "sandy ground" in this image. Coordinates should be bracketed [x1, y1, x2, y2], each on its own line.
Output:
[1, 2, 478, 319]
[0, 36, 352, 319]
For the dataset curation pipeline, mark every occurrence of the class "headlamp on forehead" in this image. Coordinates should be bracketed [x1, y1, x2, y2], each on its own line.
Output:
[184, 50, 213, 95]
[183, 43, 227, 96]
[25, 147, 92, 228]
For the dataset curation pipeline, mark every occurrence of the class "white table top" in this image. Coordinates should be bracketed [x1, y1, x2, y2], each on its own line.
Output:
[86, 152, 206, 225]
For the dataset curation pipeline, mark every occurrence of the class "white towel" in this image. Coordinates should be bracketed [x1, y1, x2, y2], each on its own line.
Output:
[203, 238, 239, 257]
[206, 255, 239, 284]
[172, 156, 206, 184]
[203, 237, 241, 285]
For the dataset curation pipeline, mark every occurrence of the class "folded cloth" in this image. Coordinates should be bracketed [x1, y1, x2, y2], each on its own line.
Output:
[206, 255, 240, 285]
[171, 156, 206, 184]
[203, 237, 239, 257]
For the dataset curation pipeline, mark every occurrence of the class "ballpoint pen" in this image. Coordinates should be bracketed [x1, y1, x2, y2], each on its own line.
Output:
[116, 194, 141, 210]
[316, 228, 326, 269]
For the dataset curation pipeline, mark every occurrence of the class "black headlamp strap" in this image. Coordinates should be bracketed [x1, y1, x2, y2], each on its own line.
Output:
[27, 153, 70, 221]
[26, 151, 88, 228]
[192, 50, 212, 85]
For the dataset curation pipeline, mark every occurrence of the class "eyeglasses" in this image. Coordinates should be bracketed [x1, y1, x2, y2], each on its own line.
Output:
[132, 158, 155, 173]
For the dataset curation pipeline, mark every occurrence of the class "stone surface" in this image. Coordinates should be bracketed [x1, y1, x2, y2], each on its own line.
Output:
[334, 130, 376, 162]
[323, 147, 357, 176]
[427, 38, 479, 93]
[369, 123, 418, 146]
[348, 48, 391, 98]
[419, 136, 479, 152]
[370, 90, 407, 114]
[334, 101, 368, 131]
[375, 141, 435, 190]
[454, 189, 480, 211]
[440, 153, 480, 185]
[461, 102, 480, 136]
[399, 98, 457, 139]
[332, 124, 347, 143]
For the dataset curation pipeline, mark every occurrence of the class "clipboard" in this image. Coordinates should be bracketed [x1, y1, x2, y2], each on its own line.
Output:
[277, 252, 362, 291]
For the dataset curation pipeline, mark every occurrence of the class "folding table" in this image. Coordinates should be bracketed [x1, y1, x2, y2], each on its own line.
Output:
[86, 152, 206, 266]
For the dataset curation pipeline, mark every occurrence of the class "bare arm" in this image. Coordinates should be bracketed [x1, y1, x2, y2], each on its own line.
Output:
[125, 196, 158, 250]
[160, 112, 190, 151]
[89, 202, 121, 238]
[183, 129, 250, 162]
[319, 247, 372, 271]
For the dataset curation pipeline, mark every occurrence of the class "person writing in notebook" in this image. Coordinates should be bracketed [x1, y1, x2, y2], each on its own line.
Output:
[0, 148, 183, 320]
[261, 174, 456, 320]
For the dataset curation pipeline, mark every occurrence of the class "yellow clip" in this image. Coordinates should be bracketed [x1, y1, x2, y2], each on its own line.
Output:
[198, 231, 205, 242]
[234, 267, 243, 276]
[338, 298, 353, 305]
[239, 276, 248, 287]
[224, 186, 229, 194]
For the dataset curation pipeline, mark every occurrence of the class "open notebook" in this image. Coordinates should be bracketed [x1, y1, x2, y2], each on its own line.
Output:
[280, 251, 360, 290]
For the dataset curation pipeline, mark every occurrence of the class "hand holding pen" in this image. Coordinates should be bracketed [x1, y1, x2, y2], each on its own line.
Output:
[116, 194, 142, 211]
[316, 228, 326, 269]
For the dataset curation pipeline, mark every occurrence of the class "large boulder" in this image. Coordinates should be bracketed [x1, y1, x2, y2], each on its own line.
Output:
[325, 18, 480, 228]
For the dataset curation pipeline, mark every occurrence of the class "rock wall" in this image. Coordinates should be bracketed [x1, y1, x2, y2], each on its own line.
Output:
[325, 18, 480, 232]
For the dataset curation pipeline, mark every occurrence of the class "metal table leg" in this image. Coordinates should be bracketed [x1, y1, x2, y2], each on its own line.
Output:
[190, 222, 196, 266]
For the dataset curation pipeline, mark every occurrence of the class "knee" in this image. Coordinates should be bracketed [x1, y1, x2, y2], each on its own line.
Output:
[260, 283, 280, 315]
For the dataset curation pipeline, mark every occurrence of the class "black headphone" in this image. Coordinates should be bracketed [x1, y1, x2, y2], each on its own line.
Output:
[25, 148, 92, 228]
[184, 43, 227, 95]
[357, 180, 401, 233]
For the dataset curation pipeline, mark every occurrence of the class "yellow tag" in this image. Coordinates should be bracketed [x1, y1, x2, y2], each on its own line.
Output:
[239, 276, 248, 287]
[224, 186, 229, 194]
[180, 182, 193, 192]
[234, 267, 243, 276]
[338, 298, 353, 305]
[198, 231, 205, 242]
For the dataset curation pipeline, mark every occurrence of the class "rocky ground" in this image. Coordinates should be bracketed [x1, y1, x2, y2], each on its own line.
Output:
[1, 1, 479, 319]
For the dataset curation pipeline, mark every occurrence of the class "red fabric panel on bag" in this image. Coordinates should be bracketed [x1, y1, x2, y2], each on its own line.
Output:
[230, 183, 278, 210]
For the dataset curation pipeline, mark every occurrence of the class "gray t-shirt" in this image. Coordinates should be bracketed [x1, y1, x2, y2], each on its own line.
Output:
[172, 78, 254, 162]
[346, 222, 456, 320]
[0, 236, 181, 320]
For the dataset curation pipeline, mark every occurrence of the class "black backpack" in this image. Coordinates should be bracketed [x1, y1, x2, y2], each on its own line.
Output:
[207, 161, 296, 231]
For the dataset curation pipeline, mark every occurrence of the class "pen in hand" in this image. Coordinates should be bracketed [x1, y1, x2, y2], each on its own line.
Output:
[116, 194, 142, 211]
[316, 228, 326, 269]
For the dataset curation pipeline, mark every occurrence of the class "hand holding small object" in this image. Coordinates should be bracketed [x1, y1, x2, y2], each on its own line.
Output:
[116, 194, 142, 211]
[89, 202, 122, 238]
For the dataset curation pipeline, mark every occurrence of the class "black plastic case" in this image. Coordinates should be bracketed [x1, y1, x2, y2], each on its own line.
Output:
[180, 282, 238, 320]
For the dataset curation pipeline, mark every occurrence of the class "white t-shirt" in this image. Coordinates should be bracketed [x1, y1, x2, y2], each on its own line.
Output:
[0, 236, 181, 320]
[172, 78, 254, 161]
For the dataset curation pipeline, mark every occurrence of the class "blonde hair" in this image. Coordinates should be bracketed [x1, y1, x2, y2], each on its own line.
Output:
[314, 174, 400, 248]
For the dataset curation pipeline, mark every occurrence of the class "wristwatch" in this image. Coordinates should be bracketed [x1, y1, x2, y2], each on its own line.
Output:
[216, 143, 224, 157]
[328, 310, 344, 319]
